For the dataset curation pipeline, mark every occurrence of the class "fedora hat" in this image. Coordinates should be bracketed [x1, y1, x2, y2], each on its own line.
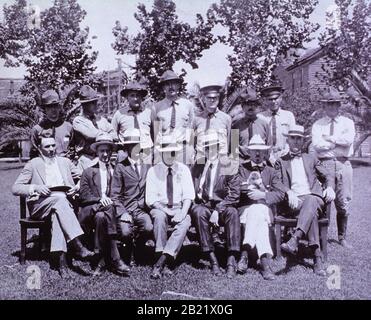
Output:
[247, 135, 270, 150]
[156, 135, 182, 152]
[121, 81, 148, 97]
[283, 125, 309, 138]
[200, 132, 219, 149]
[78, 85, 100, 104]
[40, 90, 61, 107]
[320, 88, 342, 103]
[159, 70, 182, 85]
[91, 132, 115, 152]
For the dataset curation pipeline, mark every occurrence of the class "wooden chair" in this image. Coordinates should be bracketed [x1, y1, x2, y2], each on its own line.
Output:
[274, 202, 332, 262]
[19, 197, 50, 264]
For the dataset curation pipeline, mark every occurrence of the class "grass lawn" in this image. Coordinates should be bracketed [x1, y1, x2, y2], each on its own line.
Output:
[0, 162, 370, 300]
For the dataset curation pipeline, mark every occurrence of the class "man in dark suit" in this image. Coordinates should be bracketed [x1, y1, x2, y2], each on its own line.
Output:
[275, 125, 335, 276]
[111, 129, 153, 264]
[79, 132, 130, 276]
[235, 135, 285, 280]
[191, 133, 241, 277]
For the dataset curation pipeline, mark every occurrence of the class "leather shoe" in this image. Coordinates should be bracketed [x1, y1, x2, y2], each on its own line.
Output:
[150, 266, 162, 279]
[211, 232, 224, 247]
[93, 258, 106, 277]
[339, 239, 353, 249]
[260, 256, 276, 280]
[58, 266, 72, 279]
[226, 264, 236, 278]
[211, 262, 222, 276]
[281, 236, 299, 255]
[111, 259, 130, 276]
[74, 247, 95, 261]
[162, 266, 173, 277]
[313, 256, 326, 277]
[237, 255, 248, 274]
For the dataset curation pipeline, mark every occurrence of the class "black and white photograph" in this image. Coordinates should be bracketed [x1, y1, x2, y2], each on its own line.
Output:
[0, 0, 370, 303]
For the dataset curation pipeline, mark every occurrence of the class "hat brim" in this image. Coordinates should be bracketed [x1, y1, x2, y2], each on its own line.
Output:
[121, 89, 148, 97]
[156, 145, 182, 152]
[283, 133, 310, 138]
[261, 86, 284, 96]
[80, 97, 100, 104]
[120, 140, 142, 146]
[320, 99, 341, 103]
[200, 85, 222, 93]
[41, 101, 61, 107]
[159, 78, 183, 85]
[91, 141, 116, 152]
[247, 145, 271, 150]
[203, 141, 219, 148]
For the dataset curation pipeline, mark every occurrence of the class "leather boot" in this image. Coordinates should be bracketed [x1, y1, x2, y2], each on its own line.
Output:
[260, 255, 275, 280]
[237, 251, 248, 274]
[209, 251, 222, 276]
[313, 254, 326, 276]
[337, 215, 352, 248]
[226, 254, 236, 278]
[281, 235, 299, 255]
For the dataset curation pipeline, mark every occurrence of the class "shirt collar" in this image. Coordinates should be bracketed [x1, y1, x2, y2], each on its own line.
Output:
[203, 108, 219, 118]
[99, 160, 111, 170]
[325, 115, 340, 123]
[161, 161, 178, 172]
[41, 155, 56, 165]
[128, 157, 141, 166]
[270, 108, 281, 116]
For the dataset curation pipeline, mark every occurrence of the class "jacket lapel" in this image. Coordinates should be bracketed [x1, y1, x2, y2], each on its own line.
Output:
[35, 158, 47, 184]
[302, 154, 313, 187]
[91, 166, 102, 197]
[56, 157, 69, 186]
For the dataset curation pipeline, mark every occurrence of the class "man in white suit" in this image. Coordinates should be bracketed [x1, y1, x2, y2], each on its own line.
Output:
[12, 135, 94, 277]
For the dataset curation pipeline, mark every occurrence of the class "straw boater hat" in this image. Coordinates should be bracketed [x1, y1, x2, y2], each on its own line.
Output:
[120, 128, 142, 145]
[200, 132, 219, 149]
[159, 70, 182, 85]
[91, 132, 115, 152]
[120, 81, 148, 97]
[283, 125, 309, 138]
[247, 135, 271, 150]
[40, 90, 61, 107]
[78, 85, 101, 104]
[156, 135, 182, 152]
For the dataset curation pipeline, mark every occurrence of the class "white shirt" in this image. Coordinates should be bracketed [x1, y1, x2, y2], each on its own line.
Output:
[311, 115, 355, 158]
[43, 156, 64, 187]
[199, 159, 219, 199]
[145, 161, 195, 207]
[98, 161, 113, 196]
[128, 157, 141, 176]
[290, 157, 311, 196]
[258, 108, 296, 153]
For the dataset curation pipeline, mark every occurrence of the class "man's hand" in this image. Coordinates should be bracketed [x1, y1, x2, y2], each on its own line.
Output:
[120, 212, 133, 223]
[323, 187, 336, 202]
[287, 190, 300, 210]
[35, 185, 51, 196]
[322, 135, 336, 144]
[209, 210, 219, 227]
[172, 209, 186, 224]
[100, 195, 113, 207]
[67, 184, 79, 196]
[247, 189, 266, 201]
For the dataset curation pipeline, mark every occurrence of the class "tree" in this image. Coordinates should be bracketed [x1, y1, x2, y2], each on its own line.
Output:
[319, 0, 371, 153]
[112, 0, 216, 99]
[210, 0, 320, 91]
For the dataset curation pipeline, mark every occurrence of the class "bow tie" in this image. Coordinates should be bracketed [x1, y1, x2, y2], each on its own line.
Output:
[251, 163, 265, 171]
[290, 152, 302, 159]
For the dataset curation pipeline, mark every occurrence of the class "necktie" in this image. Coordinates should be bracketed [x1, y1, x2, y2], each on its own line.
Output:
[105, 163, 112, 196]
[330, 119, 335, 135]
[134, 162, 140, 177]
[271, 111, 277, 146]
[167, 167, 173, 207]
[202, 163, 213, 200]
[248, 122, 253, 142]
[170, 102, 176, 130]
[133, 112, 140, 129]
[205, 113, 213, 131]
[89, 115, 98, 129]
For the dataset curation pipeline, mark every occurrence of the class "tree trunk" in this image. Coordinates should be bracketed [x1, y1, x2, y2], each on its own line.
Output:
[353, 131, 371, 155]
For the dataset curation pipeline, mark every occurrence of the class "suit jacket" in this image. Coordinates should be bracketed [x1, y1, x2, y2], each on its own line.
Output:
[110, 158, 150, 217]
[274, 153, 335, 198]
[237, 161, 285, 207]
[79, 162, 106, 207]
[192, 156, 239, 213]
[12, 156, 80, 197]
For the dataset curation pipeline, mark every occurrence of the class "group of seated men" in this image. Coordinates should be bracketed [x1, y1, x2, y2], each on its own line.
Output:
[12, 70, 355, 280]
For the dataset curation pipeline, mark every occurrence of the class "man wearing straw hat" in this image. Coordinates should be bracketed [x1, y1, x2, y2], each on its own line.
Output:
[234, 134, 285, 280]
[193, 84, 231, 161]
[275, 125, 335, 276]
[311, 89, 355, 249]
[146, 134, 195, 279]
[191, 132, 240, 278]
[111, 128, 154, 265]
[30, 89, 73, 158]
[78, 132, 130, 276]
[112, 81, 155, 164]
[153, 70, 195, 165]
[72, 85, 115, 170]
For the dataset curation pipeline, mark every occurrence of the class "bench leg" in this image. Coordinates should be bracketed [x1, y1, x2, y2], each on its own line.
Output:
[275, 223, 282, 259]
[20, 226, 27, 264]
[320, 225, 328, 262]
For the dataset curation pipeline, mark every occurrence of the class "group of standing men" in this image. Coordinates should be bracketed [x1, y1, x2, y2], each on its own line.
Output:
[12, 69, 355, 281]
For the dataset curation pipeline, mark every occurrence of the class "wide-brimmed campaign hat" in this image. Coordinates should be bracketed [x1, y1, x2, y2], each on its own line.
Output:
[283, 125, 309, 138]
[159, 70, 182, 85]
[320, 88, 342, 103]
[156, 135, 182, 152]
[78, 85, 100, 104]
[121, 81, 148, 97]
[40, 90, 61, 107]
[91, 132, 115, 152]
[200, 132, 219, 149]
[247, 135, 271, 150]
